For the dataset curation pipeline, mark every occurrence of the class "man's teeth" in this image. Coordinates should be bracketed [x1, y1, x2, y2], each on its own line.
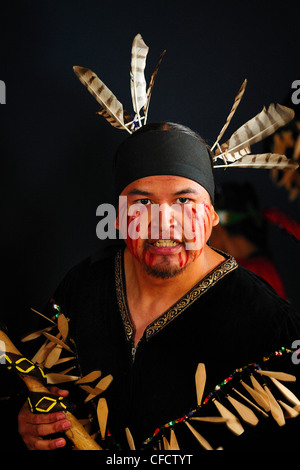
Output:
[152, 240, 179, 247]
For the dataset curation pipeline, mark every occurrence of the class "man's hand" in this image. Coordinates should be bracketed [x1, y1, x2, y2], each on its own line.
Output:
[18, 387, 71, 450]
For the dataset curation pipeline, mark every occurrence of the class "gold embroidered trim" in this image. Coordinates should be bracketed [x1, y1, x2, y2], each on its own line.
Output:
[115, 250, 134, 341]
[115, 249, 238, 342]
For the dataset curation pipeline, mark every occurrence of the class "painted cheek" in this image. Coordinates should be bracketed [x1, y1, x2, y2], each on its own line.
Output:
[204, 204, 213, 239]
[184, 203, 212, 253]
[178, 251, 190, 268]
[126, 213, 141, 259]
[126, 209, 155, 265]
[142, 250, 155, 268]
[181, 204, 194, 241]
[189, 210, 204, 261]
[195, 204, 213, 246]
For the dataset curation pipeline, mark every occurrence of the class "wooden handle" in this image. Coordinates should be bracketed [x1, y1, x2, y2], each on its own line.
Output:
[0, 329, 102, 450]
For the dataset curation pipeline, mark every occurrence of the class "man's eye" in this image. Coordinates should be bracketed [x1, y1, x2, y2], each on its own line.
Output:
[137, 198, 151, 205]
[176, 197, 190, 204]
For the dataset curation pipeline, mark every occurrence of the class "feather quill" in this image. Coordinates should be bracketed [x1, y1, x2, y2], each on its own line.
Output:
[278, 400, 299, 418]
[270, 377, 300, 406]
[163, 436, 170, 450]
[31, 339, 52, 364]
[240, 380, 270, 411]
[191, 417, 227, 423]
[97, 398, 108, 439]
[195, 363, 206, 406]
[215, 153, 299, 169]
[256, 369, 296, 382]
[46, 372, 80, 384]
[57, 314, 69, 341]
[74, 34, 165, 132]
[83, 374, 113, 402]
[125, 427, 136, 450]
[263, 385, 285, 426]
[130, 34, 149, 125]
[169, 428, 180, 450]
[184, 421, 214, 450]
[73, 66, 132, 133]
[96, 108, 132, 129]
[250, 374, 273, 403]
[211, 79, 247, 151]
[226, 394, 259, 426]
[21, 326, 54, 342]
[42, 332, 73, 353]
[232, 387, 269, 417]
[44, 345, 62, 369]
[143, 49, 166, 122]
[30, 308, 56, 325]
[218, 104, 295, 157]
[213, 399, 244, 435]
[76, 370, 102, 384]
[213, 146, 251, 164]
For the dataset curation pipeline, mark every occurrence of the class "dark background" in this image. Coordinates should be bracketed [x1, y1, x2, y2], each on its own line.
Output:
[0, 0, 299, 337]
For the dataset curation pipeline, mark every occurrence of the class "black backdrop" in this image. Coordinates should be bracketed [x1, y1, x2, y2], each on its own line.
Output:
[1, 0, 299, 339]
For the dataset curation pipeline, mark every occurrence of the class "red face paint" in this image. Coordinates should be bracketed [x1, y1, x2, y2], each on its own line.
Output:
[184, 203, 210, 248]
[119, 198, 215, 278]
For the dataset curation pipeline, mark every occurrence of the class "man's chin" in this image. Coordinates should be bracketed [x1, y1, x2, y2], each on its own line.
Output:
[143, 264, 184, 280]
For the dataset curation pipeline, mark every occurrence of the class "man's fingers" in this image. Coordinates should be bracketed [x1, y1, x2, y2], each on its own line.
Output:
[18, 400, 72, 450]
[48, 386, 69, 397]
[25, 436, 67, 451]
[22, 414, 71, 437]
[18, 414, 71, 450]
[19, 402, 67, 425]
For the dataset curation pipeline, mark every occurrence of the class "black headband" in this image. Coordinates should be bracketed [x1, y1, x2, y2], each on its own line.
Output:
[114, 130, 215, 202]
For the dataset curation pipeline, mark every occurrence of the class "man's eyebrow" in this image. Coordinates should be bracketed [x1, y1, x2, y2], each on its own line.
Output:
[127, 189, 153, 196]
[127, 187, 201, 196]
[173, 188, 200, 196]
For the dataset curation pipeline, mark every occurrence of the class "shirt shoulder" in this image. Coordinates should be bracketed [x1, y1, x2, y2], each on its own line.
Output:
[220, 263, 300, 342]
[46, 248, 118, 319]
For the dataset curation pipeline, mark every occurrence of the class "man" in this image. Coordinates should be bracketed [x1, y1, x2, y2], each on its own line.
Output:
[17, 122, 300, 450]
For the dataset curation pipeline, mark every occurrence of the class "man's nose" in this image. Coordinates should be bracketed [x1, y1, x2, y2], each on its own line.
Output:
[159, 203, 174, 231]
[150, 203, 180, 239]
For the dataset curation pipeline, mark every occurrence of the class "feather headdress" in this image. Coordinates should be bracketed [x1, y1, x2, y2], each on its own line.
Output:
[212, 81, 298, 171]
[73, 35, 298, 172]
[73, 34, 166, 133]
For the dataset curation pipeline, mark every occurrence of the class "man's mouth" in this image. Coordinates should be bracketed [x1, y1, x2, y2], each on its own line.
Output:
[151, 240, 180, 247]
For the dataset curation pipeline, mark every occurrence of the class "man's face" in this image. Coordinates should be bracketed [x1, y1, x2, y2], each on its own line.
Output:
[116, 175, 219, 279]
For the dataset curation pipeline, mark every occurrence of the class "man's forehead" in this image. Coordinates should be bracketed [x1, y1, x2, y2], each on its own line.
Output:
[123, 175, 209, 196]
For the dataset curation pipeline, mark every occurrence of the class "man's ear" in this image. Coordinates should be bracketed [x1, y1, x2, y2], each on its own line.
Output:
[212, 209, 219, 227]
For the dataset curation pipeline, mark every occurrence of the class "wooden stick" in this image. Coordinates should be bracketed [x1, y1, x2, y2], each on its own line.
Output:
[0, 328, 102, 450]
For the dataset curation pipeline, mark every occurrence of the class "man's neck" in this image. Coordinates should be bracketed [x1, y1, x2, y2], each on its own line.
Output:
[126, 244, 223, 293]
[123, 245, 226, 345]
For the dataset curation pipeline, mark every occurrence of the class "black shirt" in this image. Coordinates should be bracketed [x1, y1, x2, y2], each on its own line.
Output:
[48, 247, 300, 450]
